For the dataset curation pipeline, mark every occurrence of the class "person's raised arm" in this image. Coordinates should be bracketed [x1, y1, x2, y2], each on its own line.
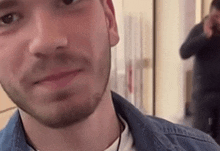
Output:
[180, 8, 220, 60]
[179, 22, 209, 59]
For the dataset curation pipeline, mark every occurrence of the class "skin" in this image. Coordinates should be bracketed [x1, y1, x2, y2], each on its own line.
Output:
[0, 0, 120, 150]
[204, 7, 220, 38]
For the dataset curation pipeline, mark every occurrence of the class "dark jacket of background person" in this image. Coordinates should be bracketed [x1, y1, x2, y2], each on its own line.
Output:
[180, 20, 220, 143]
[180, 21, 220, 102]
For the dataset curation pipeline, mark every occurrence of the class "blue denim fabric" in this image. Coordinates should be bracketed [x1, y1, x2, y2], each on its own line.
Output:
[0, 92, 220, 151]
[113, 92, 220, 151]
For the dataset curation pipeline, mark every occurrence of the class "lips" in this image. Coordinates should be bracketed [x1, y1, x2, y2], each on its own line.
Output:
[34, 69, 81, 87]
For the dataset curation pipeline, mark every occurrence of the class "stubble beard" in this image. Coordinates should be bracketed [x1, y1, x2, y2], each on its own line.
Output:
[1, 48, 112, 129]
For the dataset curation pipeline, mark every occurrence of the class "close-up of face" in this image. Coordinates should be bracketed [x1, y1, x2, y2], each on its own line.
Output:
[211, 7, 220, 23]
[0, 0, 119, 128]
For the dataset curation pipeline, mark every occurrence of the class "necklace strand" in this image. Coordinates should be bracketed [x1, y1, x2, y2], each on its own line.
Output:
[116, 114, 123, 151]
[34, 115, 124, 151]
[116, 129, 122, 151]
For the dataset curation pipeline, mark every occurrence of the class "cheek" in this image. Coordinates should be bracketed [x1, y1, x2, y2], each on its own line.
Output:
[66, 19, 109, 57]
[0, 38, 25, 81]
[64, 6, 108, 47]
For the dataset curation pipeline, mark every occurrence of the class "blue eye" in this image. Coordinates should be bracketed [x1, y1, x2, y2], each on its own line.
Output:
[0, 13, 20, 26]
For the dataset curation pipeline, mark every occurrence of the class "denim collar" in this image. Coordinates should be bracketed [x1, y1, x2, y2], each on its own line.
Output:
[0, 110, 30, 151]
[1, 92, 188, 151]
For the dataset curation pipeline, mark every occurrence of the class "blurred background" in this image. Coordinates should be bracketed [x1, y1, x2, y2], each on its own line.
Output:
[0, 0, 213, 130]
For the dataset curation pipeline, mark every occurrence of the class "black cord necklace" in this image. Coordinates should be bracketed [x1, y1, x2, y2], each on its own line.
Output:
[33, 115, 124, 151]
[116, 114, 124, 151]
[116, 129, 122, 151]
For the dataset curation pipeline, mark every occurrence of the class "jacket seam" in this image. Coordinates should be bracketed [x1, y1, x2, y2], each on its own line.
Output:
[165, 133, 216, 144]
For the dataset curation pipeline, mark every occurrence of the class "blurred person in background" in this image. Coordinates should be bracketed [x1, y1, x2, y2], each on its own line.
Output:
[180, 0, 220, 144]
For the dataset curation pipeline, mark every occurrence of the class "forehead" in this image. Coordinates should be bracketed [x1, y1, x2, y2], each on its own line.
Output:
[0, 0, 104, 9]
[0, 0, 71, 9]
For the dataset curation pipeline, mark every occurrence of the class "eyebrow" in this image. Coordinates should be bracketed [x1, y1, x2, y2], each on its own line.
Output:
[0, 0, 18, 10]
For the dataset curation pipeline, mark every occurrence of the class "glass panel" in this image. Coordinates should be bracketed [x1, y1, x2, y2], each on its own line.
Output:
[111, 0, 154, 114]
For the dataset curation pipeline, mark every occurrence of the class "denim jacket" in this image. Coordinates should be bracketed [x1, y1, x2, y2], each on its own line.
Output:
[0, 92, 219, 151]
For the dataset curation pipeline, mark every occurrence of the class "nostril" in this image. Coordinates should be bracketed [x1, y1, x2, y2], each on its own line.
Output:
[57, 46, 65, 50]
[34, 81, 39, 85]
[34, 52, 46, 58]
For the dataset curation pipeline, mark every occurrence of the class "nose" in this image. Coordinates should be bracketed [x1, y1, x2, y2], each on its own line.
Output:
[29, 10, 68, 57]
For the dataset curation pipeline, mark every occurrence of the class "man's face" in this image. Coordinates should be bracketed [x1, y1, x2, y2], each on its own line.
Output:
[0, 0, 119, 128]
[210, 7, 220, 23]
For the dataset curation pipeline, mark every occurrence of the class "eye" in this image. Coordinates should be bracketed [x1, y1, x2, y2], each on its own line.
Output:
[62, 0, 77, 5]
[0, 13, 20, 26]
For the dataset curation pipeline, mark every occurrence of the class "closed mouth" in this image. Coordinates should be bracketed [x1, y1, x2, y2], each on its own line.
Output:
[34, 69, 82, 85]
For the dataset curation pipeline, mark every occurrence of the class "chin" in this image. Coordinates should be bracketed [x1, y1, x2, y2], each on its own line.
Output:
[30, 93, 102, 128]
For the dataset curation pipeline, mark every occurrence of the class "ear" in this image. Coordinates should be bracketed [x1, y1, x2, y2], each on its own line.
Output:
[102, 0, 119, 47]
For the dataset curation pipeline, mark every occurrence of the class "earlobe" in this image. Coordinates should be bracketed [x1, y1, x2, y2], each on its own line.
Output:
[103, 0, 119, 47]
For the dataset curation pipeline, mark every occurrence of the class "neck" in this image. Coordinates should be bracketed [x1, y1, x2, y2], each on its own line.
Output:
[21, 91, 122, 151]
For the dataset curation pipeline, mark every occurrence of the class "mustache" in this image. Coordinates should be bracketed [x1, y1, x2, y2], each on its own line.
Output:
[21, 51, 90, 84]
[36, 51, 90, 70]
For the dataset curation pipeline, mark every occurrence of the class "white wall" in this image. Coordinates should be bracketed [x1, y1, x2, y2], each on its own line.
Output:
[111, 0, 154, 113]
[155, 0, 184, 123]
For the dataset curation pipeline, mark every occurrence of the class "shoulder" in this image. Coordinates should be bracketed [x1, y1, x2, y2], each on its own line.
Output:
[0, 110, 24, 150]
[144, 116, 220, 150]
[0, 127, 7, 150]
[193, 22, 204, 31]
[0, 128, 6, 144]
[0, 129, 3, 139]
[112, 92, 219, 150]
[187, 22, 204, 38]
